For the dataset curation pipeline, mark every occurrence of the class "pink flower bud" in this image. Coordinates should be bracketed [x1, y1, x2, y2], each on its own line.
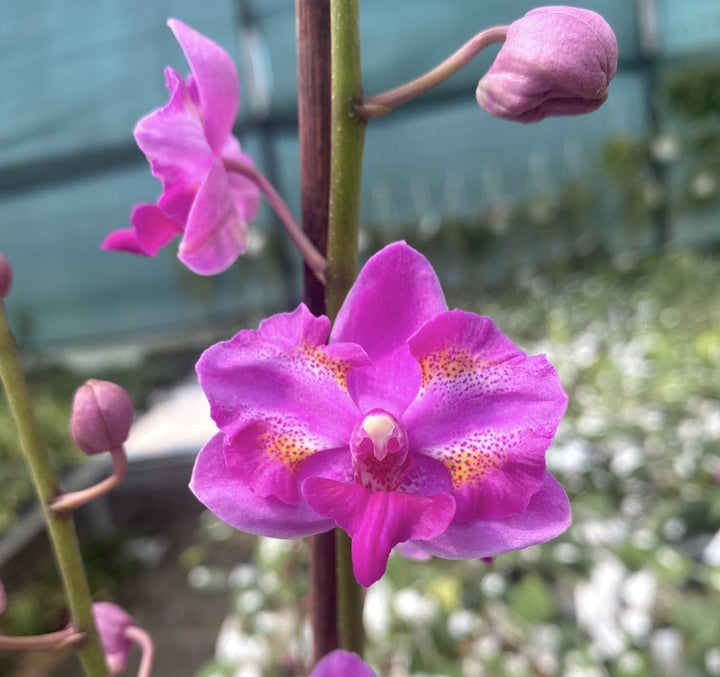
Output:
[310, 650, 376, 677]
[0, 580, 7, 615]
[70, 380, 134, 455]
[0, 251, 12, 298]
[92, 602, 135, 674]
[476, 5, 618, 123]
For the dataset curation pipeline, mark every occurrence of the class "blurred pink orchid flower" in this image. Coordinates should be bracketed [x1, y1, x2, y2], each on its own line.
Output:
[103, 18, 260, 275]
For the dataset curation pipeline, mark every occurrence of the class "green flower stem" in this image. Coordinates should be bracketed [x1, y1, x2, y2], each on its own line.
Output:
[326, 0, 367, 321]
[0, 302, 109, 677]
[357, 25, 508, 119]
[327, 0, 366, 656]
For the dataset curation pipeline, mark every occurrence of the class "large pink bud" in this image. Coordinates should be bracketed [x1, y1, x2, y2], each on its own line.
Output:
[476, 5, 618, 123]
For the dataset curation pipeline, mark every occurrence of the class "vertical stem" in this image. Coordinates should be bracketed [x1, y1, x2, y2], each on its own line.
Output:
[297, 0, 331, 318]
[335, 530, 364, 654]
[328, 0, 367, 655]
[295, 0, 339, 665]
[0, 303, 109, 677]
[326, 0, 367, 320]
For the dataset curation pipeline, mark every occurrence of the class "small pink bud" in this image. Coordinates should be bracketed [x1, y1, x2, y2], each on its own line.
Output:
[476, 5, 618, 123]
[93, 602, 135, 674]
[310, 650, 376, 677]
[70, 380, 134, 455]
[0, 251, 12, 298]
[0, 580, 7, 615]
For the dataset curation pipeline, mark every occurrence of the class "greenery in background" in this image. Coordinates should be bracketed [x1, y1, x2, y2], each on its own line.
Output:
[188, 248, 720, 677]
[0, 347, 201, 538]
[600, 61, 720, 238]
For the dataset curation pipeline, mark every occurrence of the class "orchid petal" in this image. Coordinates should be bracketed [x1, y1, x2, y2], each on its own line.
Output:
[101, 229, 150, 256]
[197, 305, 367, 502]
[102, 204, 185, 257]
[222, 136, 262, 221]
[190, 433, 334, 538]
[177, 158, 247, 274]
[134, 203, 183, 252]
[167, 18, 239, 153]
[303, 477, 455, 586]
[405, 309, 567, 521]
[396, 541, 433, 561]
[331, 241, 447, 415]
[413, 471, 571, 559]
[134, 67, 212, 221]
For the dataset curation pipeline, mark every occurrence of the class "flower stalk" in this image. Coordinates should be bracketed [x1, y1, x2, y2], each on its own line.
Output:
[295, 0, 339, 664]
[357, 25, 508, 119]
[0, 626, 86, 650]
[328, 0, 366, 655]
[0, 300, 109, 677]
[222, 157, 327, 282]
[50, 446, 128, 514]
[123, 625, 155, 677]
[326, 0, 367, 321]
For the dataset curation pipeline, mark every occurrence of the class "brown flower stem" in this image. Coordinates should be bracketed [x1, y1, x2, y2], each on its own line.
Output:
[124, 625, 155, 677]
[222, 158, 327, 283]
[0, 626, 86, 650]
[296, 0, 339, 665]
[335, 529, 364, 654]
[296, 0, 332, 318]
[357, 25, 508, 119]
[50, 446, 127, 514]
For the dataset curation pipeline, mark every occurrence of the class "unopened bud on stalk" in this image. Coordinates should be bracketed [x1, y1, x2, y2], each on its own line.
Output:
[70, 380, 134, 456]
[93, 602, 154, 676]
[0, 251, 12, 298]
[476, 5, 618, 123]
[93, 602, 135, 674]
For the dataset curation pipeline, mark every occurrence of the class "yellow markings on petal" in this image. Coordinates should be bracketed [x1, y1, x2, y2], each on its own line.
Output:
[258, 424, 317, 474]
[419, 346, 477, 389]
[297, 341, 354, 390]
[444, 447, 503, 489]
[439, 430, 516, 489]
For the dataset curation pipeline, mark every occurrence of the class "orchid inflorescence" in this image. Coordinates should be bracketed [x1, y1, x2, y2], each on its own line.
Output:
[0, 5, 618, 675]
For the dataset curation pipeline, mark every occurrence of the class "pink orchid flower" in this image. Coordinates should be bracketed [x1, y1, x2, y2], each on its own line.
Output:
[102, 19, 260, 275]
[191, 242, 570, 586]
[476, 5, 618, 123]
[310, 650, 376, 677]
